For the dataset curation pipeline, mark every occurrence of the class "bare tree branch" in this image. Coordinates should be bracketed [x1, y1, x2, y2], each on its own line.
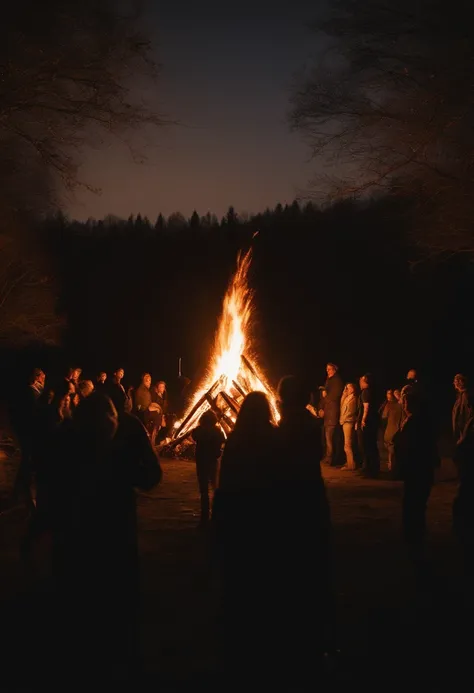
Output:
[290, 0, 474, 257]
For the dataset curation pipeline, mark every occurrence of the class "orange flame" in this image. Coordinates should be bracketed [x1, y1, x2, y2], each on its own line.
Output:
[173, 248, 279, 440]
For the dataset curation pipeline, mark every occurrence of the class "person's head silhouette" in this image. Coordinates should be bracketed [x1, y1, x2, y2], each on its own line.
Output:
[234, 391, 273, 436]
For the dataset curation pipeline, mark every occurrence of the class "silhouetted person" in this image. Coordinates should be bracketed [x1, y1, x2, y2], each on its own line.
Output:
[191, 410, 224, 525]
[107, 367, 131, 413]
[77, 379, 94, 399]
[10, 368, 46, 510]
[66, 366, 82, 388]
[134, 372, 160, 443]
[453, 391, 474, 579]
[317, 385, 328, 452]
[381, 389, 403, 476]
[276, 376, 333, 680]
[393, 388, 439, 572]
[152, 380, 168, 441]
[96, 371, 107, 390]
[323, 363, 344, 466]
[20, 383, 72, 560]
[212, 391, 278, 688]
[48, 392, 162, 684]
[452, 373, 470, 477]
[356, 373, 380, 478]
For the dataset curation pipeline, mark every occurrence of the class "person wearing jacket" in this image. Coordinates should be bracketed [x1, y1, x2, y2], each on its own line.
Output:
[323, 363, 344, 466]
[381, 389, 403, 476]
[339, 383, 358, 470]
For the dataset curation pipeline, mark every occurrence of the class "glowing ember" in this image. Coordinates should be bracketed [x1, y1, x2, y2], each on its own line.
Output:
[171, 248, 279, 443]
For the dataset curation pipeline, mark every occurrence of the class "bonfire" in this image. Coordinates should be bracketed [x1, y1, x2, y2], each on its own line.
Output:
[163, 247, 279, 454]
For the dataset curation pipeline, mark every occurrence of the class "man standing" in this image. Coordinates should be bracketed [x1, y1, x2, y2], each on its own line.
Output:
[453, 374, 470, 477]
[107, 368, 132, 413]
[96, 372, 107, 390]
[323, 363, 344, 466]
[356, 373, 380, 478]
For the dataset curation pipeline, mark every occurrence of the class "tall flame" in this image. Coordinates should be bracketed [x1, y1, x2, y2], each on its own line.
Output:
[208, 249, 252, 391]
[172, 248, 279, 441]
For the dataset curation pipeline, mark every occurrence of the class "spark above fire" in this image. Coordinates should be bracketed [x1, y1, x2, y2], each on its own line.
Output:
[166, 247, 279, 451]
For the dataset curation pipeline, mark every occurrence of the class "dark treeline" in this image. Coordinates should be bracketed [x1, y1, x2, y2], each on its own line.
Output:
[3, 196, 474, 419]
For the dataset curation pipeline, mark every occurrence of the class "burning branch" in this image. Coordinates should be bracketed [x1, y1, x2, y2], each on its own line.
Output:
[160, 249, 279, 456]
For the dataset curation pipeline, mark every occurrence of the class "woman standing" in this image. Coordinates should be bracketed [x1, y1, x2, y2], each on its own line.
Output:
[381, 389, 403, 475]
[152, 380, 168, 442]
[393, 388, 438, 569]
[340, 383, 358, 470]
[212, 392, 278, 687]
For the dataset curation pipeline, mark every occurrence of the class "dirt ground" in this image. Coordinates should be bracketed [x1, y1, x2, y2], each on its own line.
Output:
[0, 449, 469, 691]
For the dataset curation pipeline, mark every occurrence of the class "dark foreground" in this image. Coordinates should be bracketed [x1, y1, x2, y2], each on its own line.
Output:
[0, 454, 469, 691]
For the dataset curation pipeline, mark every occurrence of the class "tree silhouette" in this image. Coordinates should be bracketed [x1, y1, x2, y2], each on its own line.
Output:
[155, 214, 166, 231]
[0, 0, 166, 192]
[290, 0, 474, 257]
[0, 1, 168, 346]
[167, 212, 187, 230]
[190, 211, 200, 229]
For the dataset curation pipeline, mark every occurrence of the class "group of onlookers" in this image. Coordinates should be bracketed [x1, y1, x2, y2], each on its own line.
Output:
[314, 364, 424, 479]
[3, 359, 474, 686]
[6, 365, 163, 684]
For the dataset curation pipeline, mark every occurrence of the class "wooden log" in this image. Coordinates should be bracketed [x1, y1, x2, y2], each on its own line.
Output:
[205, 392, 235, 432]
[220, 390, 240, 416]
[231, 379, 247, 398]
[172, 377, 222, 439]
[160, 430, 194, 451]
[240, 353, 265, 386]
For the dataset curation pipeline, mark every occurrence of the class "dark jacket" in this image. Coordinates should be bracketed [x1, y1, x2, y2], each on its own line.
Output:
[192, 425, 225, 464]
[324, 373, 344, 426]
[134, 384, 152, 413]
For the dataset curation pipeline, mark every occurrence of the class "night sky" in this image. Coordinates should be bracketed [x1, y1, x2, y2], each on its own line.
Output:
[66, 1, 322, 221]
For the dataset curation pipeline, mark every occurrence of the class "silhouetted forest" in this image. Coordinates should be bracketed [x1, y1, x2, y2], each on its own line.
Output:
[0, 195, 468, 406]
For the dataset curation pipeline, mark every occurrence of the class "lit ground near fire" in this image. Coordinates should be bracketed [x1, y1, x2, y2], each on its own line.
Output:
[0, 454, 470, 690]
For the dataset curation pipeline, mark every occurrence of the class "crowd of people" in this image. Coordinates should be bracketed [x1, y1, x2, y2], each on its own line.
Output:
[312, 364, 426, 479]
[2, 361, 474, 687]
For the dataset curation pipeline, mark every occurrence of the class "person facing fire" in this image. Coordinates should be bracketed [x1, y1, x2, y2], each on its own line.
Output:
[393, 387, 439, 570]
[135, 373, 152, 419]
[10, 368, 47, 509]
[107, 367, 131, 413]
[152, 380, 168, 441]
[452, 390, 474, 578]
[96, 372, 107, 390]
[77, 380, 95, 400]
[275, 375, 334, 683]
[191, 410, 224, 525]
[212, 391, 278, 685]
[323, 363, 344, 466]
[66, 367, 82, 389]
[356, 373, 380, 478]
[453, 373, 470, 477]
[134, 373, 160, 444]
[381, 389, 403, 475]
